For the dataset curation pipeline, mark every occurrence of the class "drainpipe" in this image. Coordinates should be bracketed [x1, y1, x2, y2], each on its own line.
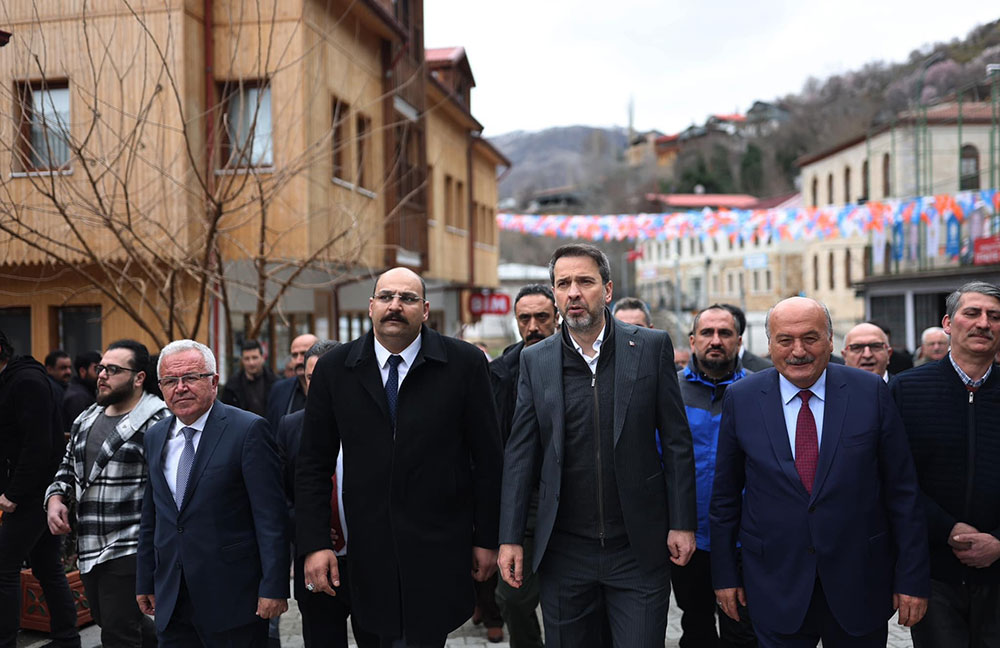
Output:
[467, 131, 476, 287]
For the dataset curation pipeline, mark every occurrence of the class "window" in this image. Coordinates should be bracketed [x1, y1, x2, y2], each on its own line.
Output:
[444, 175, 454, 227]
[813, 255, 819, 292]
[0, 307, 31, 357]
[828, 252, 835, 290]
[861, 159, 869, 201]
[811, 176, 818, 207]
[356, 113, 372, 189]
[827, 173, 833, 206]
[844, 166, 851, 204]
[727, 273, 734, 295]
[332, 97, 350, 180]
[765, 269, 772, 291]
[56, 306, 101, 358]
[220, 82, 272, 167]
[845, 248, 852, 286]
[960, 145, 980, 191]
[16, 81, 71, 171]
[882, 153, 891, 198]
[455, 180, 465, 230]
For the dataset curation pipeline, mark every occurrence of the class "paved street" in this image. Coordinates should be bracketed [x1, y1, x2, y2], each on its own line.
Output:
[17, 589, 916, 648]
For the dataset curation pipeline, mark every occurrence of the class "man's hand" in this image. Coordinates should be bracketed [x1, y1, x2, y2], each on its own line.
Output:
[303, 549, 340, 596]
[256, 597, 288, 619]
[136, 594, 156, 616]
[0, 494, 17, 514]
[472, 546, 498, 582]
[714, 586, 745, 622]
[948, 522, 979, 551]
[952, 532, 1000, 568]
[893, 593, 928, 627]
[667, 530, 696, 566]
[498, 544, 524, 588]
[46, 495, 72, 535]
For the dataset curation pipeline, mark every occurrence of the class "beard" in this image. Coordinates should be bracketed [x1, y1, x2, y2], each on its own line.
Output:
[96, 382, 135, 407]
[698, 353, 736, 373]
[561, 302, 602, 332]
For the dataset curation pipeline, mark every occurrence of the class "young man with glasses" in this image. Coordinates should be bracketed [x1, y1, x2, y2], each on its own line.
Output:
[46, 339, 168, 648]
[136, 340, 289, 647]
[842, 322, 893, 381]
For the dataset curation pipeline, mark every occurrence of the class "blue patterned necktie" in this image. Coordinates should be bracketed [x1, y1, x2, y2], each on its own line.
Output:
[174, 426, 197, 508]
[386, 355, 403, 427]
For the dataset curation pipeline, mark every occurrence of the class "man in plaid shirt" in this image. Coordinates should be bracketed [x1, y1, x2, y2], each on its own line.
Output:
[46, 339, 168, 648]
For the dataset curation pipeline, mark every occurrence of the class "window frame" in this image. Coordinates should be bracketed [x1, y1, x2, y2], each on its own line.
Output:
[218, 80, 273, 169]
[15, 80, 72, 172]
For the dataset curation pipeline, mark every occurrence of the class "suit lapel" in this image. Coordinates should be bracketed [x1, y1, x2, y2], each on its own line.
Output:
[812, 368, 847, 499]
[538, 337, 566, 461]
[348, 331, 391, 426]
[759, 372, 809, 500]
[179, 404, 226, 513]
[150, 415, 173, 500]
[612, 323, 640, 446]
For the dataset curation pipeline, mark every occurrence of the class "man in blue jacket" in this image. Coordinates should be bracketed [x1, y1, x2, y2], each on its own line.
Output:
[676, 305, 757, 647]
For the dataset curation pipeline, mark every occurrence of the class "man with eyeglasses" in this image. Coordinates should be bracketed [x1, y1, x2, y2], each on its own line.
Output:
[842, 323, 893, 381]
[46, 339, 168, 648]
[137, 340, 289, 647]
[297, 267, 502, 647]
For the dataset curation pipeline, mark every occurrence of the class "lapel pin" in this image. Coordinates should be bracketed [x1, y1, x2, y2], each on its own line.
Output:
[628, 340, 636, 347]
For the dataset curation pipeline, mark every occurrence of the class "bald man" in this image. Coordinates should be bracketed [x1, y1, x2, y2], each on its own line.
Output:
[842, 323, 893, 382]
[711, 297, 928, 647]
[267, 333, 319, 431]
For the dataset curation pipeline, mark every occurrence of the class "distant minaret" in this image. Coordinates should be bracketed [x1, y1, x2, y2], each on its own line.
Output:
[627, 95, 635, 142]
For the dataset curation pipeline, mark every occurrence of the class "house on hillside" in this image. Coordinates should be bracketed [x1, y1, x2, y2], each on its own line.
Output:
[0, 0, 508, 372]
[746, 101, 790, 137]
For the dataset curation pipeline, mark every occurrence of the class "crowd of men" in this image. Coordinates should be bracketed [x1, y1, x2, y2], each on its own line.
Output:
[0, 243, 998, 648]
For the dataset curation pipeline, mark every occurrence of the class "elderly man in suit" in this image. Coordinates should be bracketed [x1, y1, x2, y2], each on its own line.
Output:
[296, 267, 503, 647]
[498, 243, 697, 648]
[710, 296, 929, 647]
[136, 339, 289, 647]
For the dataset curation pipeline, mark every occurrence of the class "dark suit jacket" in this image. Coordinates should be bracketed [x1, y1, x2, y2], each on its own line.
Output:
[136, 403, 289, 633]
[266, 376, 300, 432]
[295, 327, 503, 642]
[499, 317, 697, 572]
[710, 364, 929, 636]
[740, 350, 772, 372]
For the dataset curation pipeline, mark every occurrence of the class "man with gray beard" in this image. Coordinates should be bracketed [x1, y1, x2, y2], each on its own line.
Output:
[46, 340, 168, 648]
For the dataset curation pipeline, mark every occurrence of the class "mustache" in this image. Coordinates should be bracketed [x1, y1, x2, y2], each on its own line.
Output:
[786, 355, 816, 366]
[381, 313, 408, 323]
[526, 332, 546, 342]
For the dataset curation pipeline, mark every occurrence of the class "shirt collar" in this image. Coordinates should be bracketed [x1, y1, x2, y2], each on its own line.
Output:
[374, 332, 422, 369]
[171, 403, 214, 438]
[948, 352, 992, 388]
[779, 368, 827, 406]
[569, 318, 607, 357]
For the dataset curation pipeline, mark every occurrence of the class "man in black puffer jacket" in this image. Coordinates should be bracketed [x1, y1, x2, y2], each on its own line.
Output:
[0, 329, 80, 648]
[891, 281, 1000, 648]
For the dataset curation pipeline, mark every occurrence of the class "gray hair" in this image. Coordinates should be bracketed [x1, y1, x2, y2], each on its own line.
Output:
[612, 297, 651, 326]
[920, 326, 948, 344]
[764, 298, 833, 341]
[305, 339, 340, 361]
[945, 281, 1000, 320]
[157, 339, 217, 377]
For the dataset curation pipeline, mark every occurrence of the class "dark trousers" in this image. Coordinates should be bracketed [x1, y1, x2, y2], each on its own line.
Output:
[474, 573, 503, 629]
[538, 531, 670, 648]
[0, 499, 80, 648]
[294, 554, 377, 648]
[910, 579, 1000, 648]
[670, 548, 757, 647]
[752, 579, 887, 648]
[158, 580, 266, 648]
[495, 530, 543, 648]
[79, 554, 156, 648]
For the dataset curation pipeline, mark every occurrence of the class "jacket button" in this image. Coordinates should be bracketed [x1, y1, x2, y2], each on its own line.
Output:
[807, 546, 816, 554]
[808, 506, 816, 513]
[177, 526, 183, 533]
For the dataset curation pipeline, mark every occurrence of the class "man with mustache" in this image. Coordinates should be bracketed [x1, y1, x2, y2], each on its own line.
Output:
[490, 284, 559, 647]
[266, 333, 318, 432]
[842, 323, 893, 381]
[890, 281, 1000, 648]
[46, 340, 168, 648]
[711, 296, 929, 647]
[499, 244, 696, 647]
[297, 267, 502, 647]
[674, 305, 757, 647]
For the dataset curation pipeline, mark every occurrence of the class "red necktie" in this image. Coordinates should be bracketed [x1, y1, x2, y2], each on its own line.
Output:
[329, 474, 346, 552]
[795, 390, 819, 494]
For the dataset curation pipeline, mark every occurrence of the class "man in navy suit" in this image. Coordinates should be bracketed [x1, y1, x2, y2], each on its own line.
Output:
[266, 334, 317, 432]
[710, 297, 929, 647]
[136, 340, 289, 647]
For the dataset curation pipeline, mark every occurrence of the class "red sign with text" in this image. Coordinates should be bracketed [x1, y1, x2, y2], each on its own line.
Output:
[974, 235, 1000, 266]
[468, 292, 511, 316]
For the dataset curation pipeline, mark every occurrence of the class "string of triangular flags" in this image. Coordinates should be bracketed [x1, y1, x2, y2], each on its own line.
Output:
[497, 189, 999, 247]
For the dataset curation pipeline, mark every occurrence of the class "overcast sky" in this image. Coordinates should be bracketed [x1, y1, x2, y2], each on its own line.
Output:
[423, 2, 999, 137]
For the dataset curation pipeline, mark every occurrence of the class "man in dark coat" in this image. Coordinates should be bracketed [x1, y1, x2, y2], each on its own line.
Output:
[296, 267, 503, 647]
[0, 330, 81, 647]
[266, 334, 317, 431]
[62, 350, 101, 433]
[221, 339, 278, 418]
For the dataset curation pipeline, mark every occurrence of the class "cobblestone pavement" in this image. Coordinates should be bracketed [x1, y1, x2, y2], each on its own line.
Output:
[17, 590, 916, 648]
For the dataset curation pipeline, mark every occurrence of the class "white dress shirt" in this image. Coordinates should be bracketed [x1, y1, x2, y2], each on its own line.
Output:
[778, 370, 826, 460]
[569, 323, 607, 375]
[334, 451, 348, 557]
[163, 404, 212, 502]
[373, 334, 422, 388]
